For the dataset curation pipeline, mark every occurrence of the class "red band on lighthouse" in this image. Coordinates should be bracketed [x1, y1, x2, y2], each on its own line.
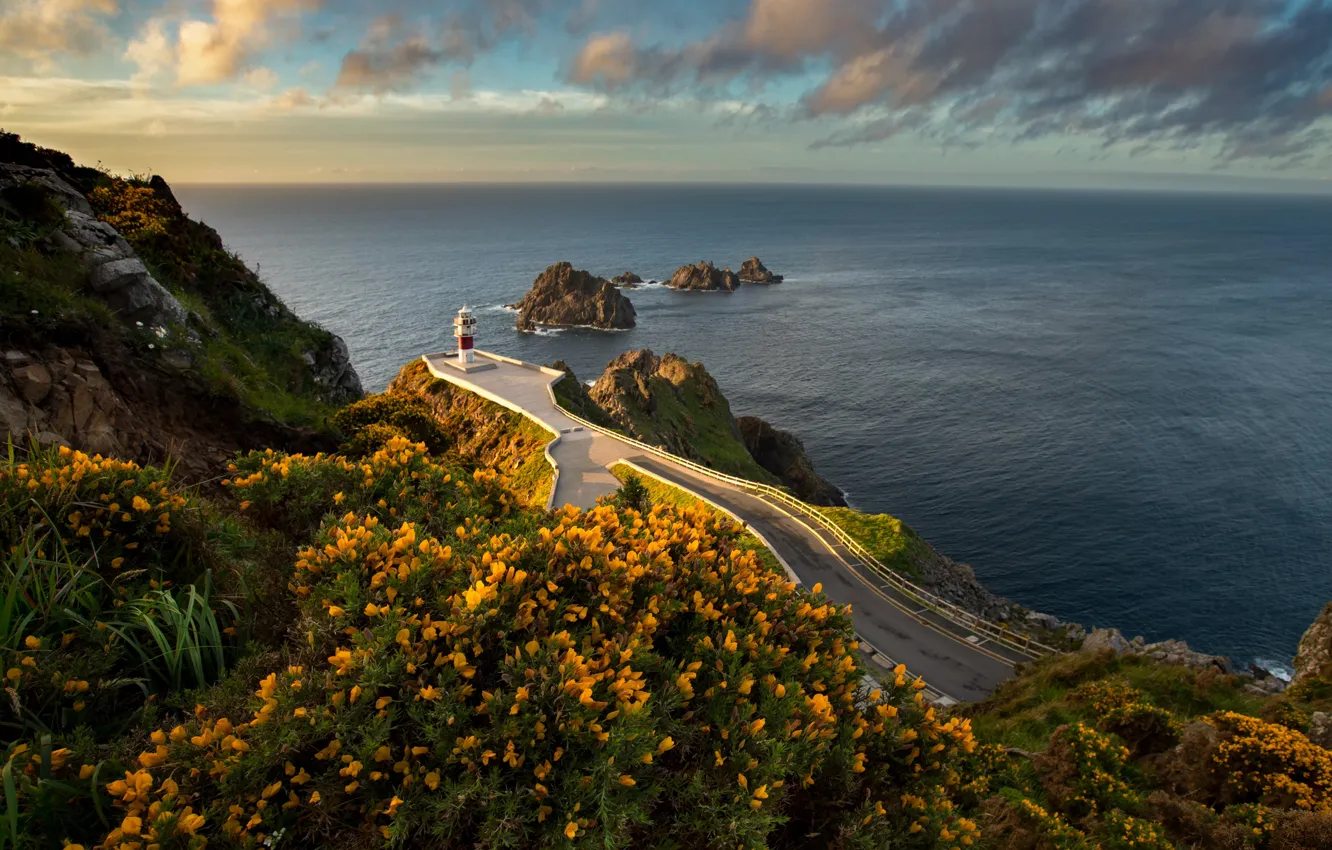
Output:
[460, 336, 474, 350]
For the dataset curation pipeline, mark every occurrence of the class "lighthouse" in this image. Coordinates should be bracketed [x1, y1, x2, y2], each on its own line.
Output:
[454, 306, 477, 365]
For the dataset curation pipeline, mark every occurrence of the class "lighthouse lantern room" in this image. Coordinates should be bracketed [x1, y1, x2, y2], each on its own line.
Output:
[454, 306, 478, 364]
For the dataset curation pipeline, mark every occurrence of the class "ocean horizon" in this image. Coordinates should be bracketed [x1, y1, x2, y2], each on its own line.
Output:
[175, 182, 1332, 675]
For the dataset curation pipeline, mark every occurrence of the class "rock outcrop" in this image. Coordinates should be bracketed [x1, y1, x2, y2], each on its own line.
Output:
[667, 261, 740, 292]
[611, 272, 644, 287]
[736, 416, 845, 506]
[1293, 602, 1332, 684]
[510, 263, 637, 330]
[588, 350, 771, 480]
[2, 164, 187, 329]
[738, 257, 783, 284]
[0, 130, 362, 477]
[0, 342, 336, 482]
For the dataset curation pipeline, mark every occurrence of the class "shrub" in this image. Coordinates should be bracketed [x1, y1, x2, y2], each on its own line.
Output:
[0, 446, 244, 738]
[1038, 723, 1138, 818]
[32, 437, 984, 850]
[614, 472, 651, 515]
[90, 179, 174, 241]
[1208, 712, 1332, 811]
[1098, 809, 1175, 850]
[333, 393, 450, 457]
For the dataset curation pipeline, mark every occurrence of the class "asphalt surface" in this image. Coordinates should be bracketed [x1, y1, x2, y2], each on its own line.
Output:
[626, 456, 1017, 702]
[422, 352, 1018, 701]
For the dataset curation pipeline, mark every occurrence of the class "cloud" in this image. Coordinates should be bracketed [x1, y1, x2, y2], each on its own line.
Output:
[0, 0, 117, 65]
[530, 95, 565, 115]
[244, 67, 279, 91]
[450, 70, 472, 101]
[566, 0, 1332, 167]
[334, 15, 446, 93]
[177, 0, 321, 86]
[569, 31, 637, 87]
[124, 0, 322, 87]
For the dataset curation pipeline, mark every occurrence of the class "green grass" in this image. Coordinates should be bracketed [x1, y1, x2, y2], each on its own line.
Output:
[964, 651, 1268, 753]
[0, 240, 115, 331]
[610, 463, 785, 577]
[816, 506, 932, 579]
[551, 374, 619, 430]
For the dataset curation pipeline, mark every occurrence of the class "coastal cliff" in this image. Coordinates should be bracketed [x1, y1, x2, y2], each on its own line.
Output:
[0, 131, 361, 479]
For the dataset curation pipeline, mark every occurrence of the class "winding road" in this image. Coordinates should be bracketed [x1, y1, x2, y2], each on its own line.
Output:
[422, 351, 1023, 702]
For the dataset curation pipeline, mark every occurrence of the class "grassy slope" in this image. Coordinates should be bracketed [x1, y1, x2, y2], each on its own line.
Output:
[816, 506, 936, 580]
[390, 359, 554, 507]
[1, 133, 347, 428]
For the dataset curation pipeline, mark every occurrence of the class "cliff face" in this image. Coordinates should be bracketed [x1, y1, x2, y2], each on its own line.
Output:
[736, 415, 845, 506]
[510, 262, 636, 330]
[1294, 602, 1332, 684]
[0, 131, 361, 478]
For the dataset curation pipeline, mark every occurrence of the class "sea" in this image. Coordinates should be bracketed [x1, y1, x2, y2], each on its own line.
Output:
[174, 183, 1332, 675]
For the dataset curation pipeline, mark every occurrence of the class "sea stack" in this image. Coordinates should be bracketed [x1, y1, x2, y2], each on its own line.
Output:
[509, 262, 636, 331]
[667, 261, 740, 292]
[738, 256, 784, 284]
[611, 272, 644, 287]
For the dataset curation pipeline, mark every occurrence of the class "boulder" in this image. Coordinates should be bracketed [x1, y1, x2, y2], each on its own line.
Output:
[738, 256, 783, 284]
[89, 257, 151, 293]
[736, 415, 846, 506]
[304, 336, 364, 403]
[510, 262, 637, 331]
[1136, 638, 1232, 674]
[611, 272, 643, 287]
[13, 363, 52, 404]
[1294, 602, 1332, 685]
[667, 261, 741, 292]
[1083, 628, 1131, 655]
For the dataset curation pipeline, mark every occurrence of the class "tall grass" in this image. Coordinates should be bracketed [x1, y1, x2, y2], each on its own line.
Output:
[101, 573, 235, 692]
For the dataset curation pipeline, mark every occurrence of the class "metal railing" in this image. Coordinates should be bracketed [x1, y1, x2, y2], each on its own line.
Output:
[551, 393, 1058, 661]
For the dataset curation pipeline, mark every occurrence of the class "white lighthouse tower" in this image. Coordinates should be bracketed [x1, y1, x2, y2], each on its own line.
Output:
[454, 306, 478, 365]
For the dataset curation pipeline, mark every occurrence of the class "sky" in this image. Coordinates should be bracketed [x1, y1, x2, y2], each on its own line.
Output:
[3, 0, 1332, 188]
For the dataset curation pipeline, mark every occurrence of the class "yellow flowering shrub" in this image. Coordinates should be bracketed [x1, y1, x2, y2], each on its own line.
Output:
[1209, 712, 1332, 811]
[1, 445, 238, 735]
[63, 436, 979, 849]
[90, 179, 174, 241]
[1039, 723, 1138, 818]
[1072, 679, 1181, 756]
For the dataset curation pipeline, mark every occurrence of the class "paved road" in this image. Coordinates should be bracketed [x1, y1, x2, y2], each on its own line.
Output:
[422, 351, 1017, 701]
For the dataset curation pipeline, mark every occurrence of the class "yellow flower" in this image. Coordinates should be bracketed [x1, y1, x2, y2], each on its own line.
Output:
[23, 636, 40, 650]
[617, 775, 635, 787]
[565, 822, 579, 839]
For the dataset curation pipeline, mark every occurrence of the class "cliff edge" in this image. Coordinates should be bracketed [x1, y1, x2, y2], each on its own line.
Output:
[0, 131, 362, 478]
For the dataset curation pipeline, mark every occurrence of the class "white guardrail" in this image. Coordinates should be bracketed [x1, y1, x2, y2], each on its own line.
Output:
[548, 380, 1058, 661]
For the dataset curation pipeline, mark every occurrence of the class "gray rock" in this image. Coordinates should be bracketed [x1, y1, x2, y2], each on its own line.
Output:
[89, 257, 150, 293]
[162, 350, 192, 372]
[0, 163, 91, 216]
[101, 274, 188, 327]
[1309, 712, 1332, 749]
[1083, 627, 1131, 654]
[0, 391, 29, 437]
[35, 431, 70, 448]
[1026, 612, 1062, 630]
[13, 363, 52, 404]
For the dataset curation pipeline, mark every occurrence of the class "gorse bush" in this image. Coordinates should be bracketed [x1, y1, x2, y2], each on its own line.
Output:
[4, 436, 984, 850]
[332, 394, 450, 458]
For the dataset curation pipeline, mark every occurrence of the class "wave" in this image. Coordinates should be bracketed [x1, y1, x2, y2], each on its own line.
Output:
[520, 326, 566, 337]
[489, 304, 519, 313]
[1252, 658, 1294, 682]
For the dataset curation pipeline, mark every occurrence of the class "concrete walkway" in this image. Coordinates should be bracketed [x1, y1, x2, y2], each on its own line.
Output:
[421, 350, 1017, 701]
